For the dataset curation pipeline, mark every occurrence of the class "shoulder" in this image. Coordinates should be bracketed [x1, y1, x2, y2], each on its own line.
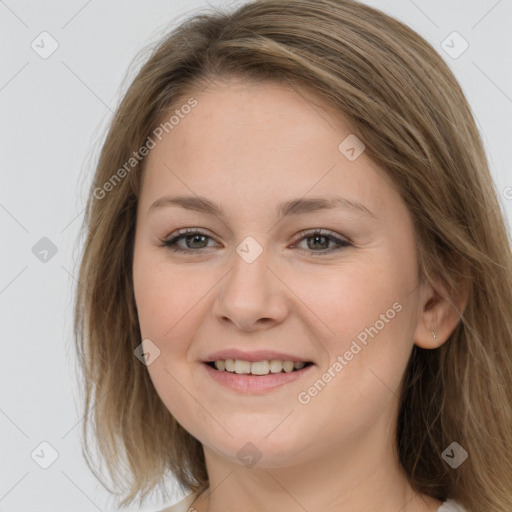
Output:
[156, 490, 200, 512]
[437, 498, 470, 512]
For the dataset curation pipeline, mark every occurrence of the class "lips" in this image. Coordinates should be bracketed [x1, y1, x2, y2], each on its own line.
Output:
[202, 357, 315, 393]
[203, 349, 312, 363]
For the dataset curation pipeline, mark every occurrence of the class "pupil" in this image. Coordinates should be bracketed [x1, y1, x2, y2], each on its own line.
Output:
[188, 235, 206, 248]
[309, 235, 328, 250]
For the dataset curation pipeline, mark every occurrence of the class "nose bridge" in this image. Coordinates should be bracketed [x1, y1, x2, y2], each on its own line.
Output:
[226, 239, 273, 302]
[214, 238, 287, 328]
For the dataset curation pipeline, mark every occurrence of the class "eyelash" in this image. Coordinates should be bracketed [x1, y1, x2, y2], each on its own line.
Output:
[161, 228, 352, 256]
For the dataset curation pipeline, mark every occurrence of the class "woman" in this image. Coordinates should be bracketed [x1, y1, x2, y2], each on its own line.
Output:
[74, 1, 512, 511]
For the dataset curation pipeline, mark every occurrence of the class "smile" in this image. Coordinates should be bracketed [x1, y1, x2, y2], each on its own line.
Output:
[203, 359, 315, 393]
[208, 359, 313, 375]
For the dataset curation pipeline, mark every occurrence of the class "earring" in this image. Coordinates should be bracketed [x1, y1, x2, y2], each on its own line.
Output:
[432, 330, 438, 343]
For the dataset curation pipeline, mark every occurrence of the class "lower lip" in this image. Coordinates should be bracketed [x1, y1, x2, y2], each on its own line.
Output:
[202, 362, 315, 393]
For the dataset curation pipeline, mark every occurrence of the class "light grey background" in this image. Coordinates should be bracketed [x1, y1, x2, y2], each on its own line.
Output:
[1, 0, 511, 511]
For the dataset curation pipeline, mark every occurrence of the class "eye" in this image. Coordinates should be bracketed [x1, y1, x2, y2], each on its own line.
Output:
[161, 228, 352, 256]
[291, 229, 352, 255]
[162, 228, 218, 255]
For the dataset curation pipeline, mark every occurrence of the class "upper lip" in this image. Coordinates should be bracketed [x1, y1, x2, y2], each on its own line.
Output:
[203, 349, 313, 363]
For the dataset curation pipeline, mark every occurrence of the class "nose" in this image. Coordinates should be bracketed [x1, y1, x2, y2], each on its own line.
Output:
[213, 247, 289, 332]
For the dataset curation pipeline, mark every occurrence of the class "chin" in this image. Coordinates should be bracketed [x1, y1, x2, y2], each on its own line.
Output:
[202, 428, 313, 469]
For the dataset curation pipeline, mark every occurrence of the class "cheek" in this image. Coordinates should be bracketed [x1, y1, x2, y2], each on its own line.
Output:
[133, 248, 219, 363]
[133, 248, 189, 347]
[131, 233, 210, 431]
[297, 255, 415, 394]
[132, 254, 207, 426]
[297, 257, 409, 341]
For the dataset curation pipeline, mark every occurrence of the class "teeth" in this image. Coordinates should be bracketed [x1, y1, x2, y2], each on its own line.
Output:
[211, 358, 309, 376]
[234, 360, 251, 374]
[282, 360, 294, 373]
[269, 359, 283, 373]
[250, 361, 270, 375]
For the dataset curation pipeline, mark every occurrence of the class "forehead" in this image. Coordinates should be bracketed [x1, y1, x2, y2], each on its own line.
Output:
[173, 77, 352, 144]
[146, 77, 358, 171]
[138, 78, 397, 221]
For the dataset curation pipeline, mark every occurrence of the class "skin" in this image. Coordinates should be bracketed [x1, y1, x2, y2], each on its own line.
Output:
[132, 77, 465, 512]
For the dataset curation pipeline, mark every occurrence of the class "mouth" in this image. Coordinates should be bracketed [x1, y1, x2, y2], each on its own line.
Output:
[202, 359, 315, 393]
[205, 359, 314, 375]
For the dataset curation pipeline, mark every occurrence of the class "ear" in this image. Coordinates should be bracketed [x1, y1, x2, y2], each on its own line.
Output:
[413, 270, 470, 349]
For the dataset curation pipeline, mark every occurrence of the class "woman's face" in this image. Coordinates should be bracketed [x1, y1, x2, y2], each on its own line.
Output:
[132, 78, 429, 469]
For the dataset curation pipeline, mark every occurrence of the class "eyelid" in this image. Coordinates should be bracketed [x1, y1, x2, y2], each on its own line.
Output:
[161, 227, 353, 256]
[292, 228, 352, 245]
[164, 227, 214, 239]
[164, 227, 351, 241]
[289, 229, 352, 255]
[164, 228, 349, 246]
[163, 227, 218, 245]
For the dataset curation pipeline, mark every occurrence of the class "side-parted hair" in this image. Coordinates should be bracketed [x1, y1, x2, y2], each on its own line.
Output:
[73, 0, 512, 509]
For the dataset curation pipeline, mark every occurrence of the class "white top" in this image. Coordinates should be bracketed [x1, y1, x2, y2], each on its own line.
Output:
[157, 492, 468, 512]
[158, 490, 200, 512]
[438, 500, 469, 512]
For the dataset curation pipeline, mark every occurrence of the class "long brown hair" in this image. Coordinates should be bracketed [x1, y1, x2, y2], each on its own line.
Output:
[73, 0, 512, 509]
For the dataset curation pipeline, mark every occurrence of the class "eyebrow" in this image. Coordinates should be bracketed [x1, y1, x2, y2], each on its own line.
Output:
[147, 195, 377, 220]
